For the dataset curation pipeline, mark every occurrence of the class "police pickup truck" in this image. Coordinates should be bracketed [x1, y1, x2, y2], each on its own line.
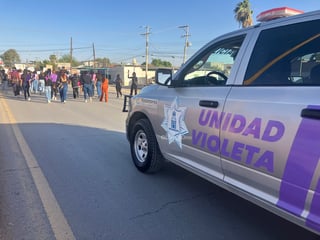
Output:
[126, 8, 320, 235]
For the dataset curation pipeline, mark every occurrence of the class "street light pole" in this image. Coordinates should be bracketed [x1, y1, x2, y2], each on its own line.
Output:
[179, 25, 190, 64]
[70, 37, 73, 73]
[92, 43, 96, 69]
[141, 26, 150, 84]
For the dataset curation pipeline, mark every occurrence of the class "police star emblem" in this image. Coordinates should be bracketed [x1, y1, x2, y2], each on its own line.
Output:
[161, 97, 189, 149]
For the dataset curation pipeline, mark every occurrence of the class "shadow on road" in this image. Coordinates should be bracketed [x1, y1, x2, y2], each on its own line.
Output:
[0, 122, 318, 240]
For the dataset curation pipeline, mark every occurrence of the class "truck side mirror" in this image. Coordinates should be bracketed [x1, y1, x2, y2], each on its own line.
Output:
[155, 68, 173, 86]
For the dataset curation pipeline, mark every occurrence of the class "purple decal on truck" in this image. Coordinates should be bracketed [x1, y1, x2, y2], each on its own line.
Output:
[277, 105, 320, 232]
[306, 178, 320, 232]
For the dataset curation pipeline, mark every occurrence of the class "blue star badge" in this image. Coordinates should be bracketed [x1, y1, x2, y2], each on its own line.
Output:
[161, 97, 189, 149]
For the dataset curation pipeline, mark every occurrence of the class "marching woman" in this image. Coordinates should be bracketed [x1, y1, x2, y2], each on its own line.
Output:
[44, 70, 53, 103]
[100, 75, 109, 103]
[21, 69, 31, 101]
[115, 74, 122, 98]
[59, 70, 68, 103]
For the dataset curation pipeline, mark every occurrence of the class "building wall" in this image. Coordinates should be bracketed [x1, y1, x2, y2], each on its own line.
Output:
[108, 65, 155, 86]
[57, 63, 71, 71]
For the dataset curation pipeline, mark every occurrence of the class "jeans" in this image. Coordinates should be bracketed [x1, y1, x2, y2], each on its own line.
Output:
[96, 81, 102, 98]
[45, 86, 52, 102]
[83, 83, 92, 99]
[39, 79, 45, 93]
[2, 80, 8, 90]
[60, 83, 68, 102]
[51, 82, 58, 99]
[116, 85, 122, 97]
[33, 79, 39, 93]
[23, 81, 30, 99]
[73, 87, 79, 99]
[130, 84, 137, 95]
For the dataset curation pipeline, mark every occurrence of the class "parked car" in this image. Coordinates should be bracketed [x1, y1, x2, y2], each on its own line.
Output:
[126, 8, 320, 235]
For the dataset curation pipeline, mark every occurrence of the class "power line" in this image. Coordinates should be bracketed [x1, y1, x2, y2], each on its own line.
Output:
[14, 46, 91, 53]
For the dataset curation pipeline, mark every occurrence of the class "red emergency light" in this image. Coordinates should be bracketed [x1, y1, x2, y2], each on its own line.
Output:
[257, 7, 304, 22]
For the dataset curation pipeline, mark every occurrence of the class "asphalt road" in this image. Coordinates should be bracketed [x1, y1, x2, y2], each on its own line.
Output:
[0, 85, 318, 240]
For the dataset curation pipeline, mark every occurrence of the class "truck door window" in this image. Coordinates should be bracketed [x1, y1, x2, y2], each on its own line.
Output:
[182, 36, 245, 86]
[244, 19, 320, 86]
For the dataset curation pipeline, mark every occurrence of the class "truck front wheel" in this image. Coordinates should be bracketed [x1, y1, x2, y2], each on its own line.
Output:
[130, 118, 163, 173]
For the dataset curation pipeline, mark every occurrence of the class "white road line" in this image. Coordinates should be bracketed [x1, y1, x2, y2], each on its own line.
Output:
[0, 94, 76, 240]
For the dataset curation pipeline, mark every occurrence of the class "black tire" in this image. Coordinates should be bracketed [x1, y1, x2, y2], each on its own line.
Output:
[130, 118, 163, 173]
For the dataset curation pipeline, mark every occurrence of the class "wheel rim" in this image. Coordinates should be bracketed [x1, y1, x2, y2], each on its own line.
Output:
[134, 129, 148, 163]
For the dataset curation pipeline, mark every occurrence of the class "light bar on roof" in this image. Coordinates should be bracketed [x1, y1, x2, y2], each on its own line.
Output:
[257, 7, 304, 22]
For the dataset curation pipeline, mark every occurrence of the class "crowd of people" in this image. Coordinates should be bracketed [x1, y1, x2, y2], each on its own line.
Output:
[0, 67, 125, 104]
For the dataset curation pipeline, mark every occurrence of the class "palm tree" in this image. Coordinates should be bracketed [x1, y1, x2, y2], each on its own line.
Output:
[234, 0, 253, 28]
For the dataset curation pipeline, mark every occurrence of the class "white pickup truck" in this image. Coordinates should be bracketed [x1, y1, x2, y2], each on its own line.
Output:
[126, 8, 320, 235]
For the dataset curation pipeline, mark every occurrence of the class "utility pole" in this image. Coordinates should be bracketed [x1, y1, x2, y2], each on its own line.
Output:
[92, 43, 96, 68]
[179, 25, 191, 64]
[141, 26, 150, 84]
[70, 37, 73, 73]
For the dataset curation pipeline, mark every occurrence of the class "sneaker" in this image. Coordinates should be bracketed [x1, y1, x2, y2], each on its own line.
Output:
[63, 100, 66, 103]
[85, 99, 88, 103]
[28, 97, 31, 101]
[89, 97, 92, 102]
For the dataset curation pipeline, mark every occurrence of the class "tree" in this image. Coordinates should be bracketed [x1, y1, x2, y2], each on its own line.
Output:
[33, 60, 46, 71]
[58, 54, 80, 67]
[1, 49, 20, 67]
[59, 54, 72, 63]
[234, 0, 253, 28]
[49, 54, 57, 64]
[142, 58, 172, 68]
[95, 57, 111, 68]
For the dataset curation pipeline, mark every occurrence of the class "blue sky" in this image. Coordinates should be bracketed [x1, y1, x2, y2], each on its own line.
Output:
[0, 0, 319, 66]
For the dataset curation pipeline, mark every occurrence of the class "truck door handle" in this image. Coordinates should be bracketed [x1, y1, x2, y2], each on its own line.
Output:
[199, 100, 219, 108]
[301, 108, 320, 120]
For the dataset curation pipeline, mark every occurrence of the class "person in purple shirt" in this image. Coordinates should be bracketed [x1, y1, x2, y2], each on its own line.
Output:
[21, 69, 31, 101]
[47, 69, 58, 101]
